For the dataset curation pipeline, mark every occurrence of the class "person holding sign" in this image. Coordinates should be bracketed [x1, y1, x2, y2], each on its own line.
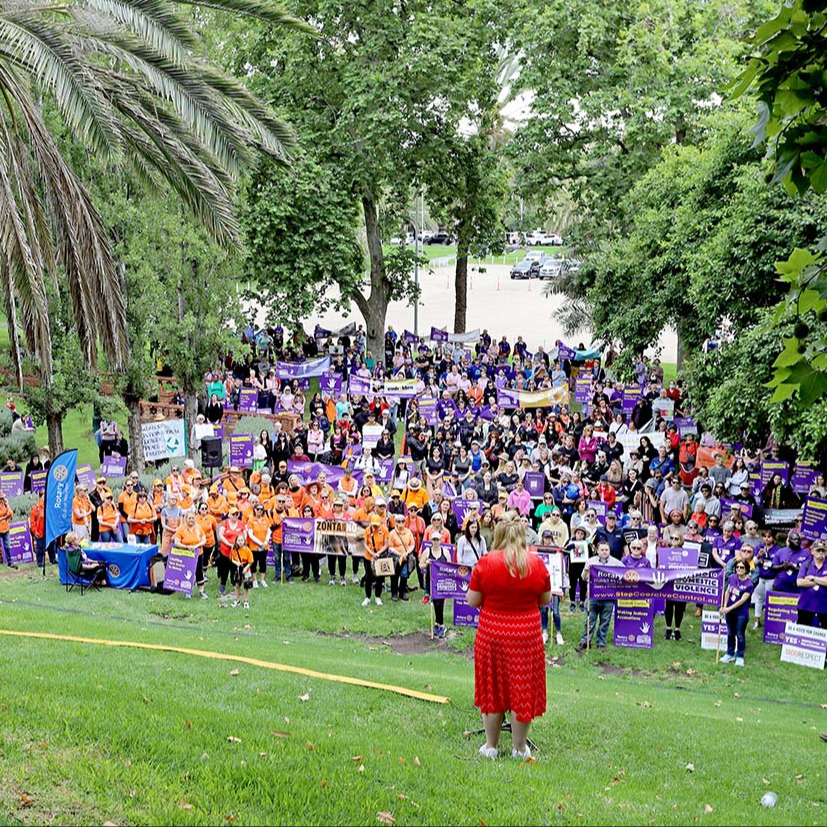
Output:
[467, 514, 551, 759]
[796, 541, 827, 629]
[172, 513, 208, 600]
[362, 514, 390, 606]
[0, 492, 14, 568]
[576, 540, 624, 652]
[719, 560, 756, 666]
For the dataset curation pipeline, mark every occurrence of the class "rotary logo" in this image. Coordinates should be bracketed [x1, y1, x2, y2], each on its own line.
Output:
[53, 465, 69, 482]
[457, 566, 470, 577]
[107, 563, 120, 578]
[302, 521, 312, 532]
[623, 570, 640, 583]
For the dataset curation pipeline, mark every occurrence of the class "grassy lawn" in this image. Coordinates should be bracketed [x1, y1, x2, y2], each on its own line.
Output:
[0, 568, 823, 826]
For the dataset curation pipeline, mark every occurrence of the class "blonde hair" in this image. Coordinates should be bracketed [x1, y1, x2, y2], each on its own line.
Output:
[493, 512, 529, 578]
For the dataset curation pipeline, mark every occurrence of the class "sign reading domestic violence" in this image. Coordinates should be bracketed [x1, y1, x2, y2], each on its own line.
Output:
[589, 565, 724, 604]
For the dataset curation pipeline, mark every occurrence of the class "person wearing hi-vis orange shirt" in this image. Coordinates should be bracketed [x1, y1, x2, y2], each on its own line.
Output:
[128, 491, 156, 544]
[0, 490, 15, 568]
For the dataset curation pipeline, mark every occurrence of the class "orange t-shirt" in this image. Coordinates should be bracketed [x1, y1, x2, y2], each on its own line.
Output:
[0, 502, 13, 534]
[173, 523, 205, 549]
[270, 507, 298, 544]
[118, 490, 138, 523]
[207, 493, 227, 519]
[97, 500, 119, 531]
[247, 515, 271, 548]
[196, 513, 217, 547]
[71, 495, 90, 528]
[362, 525, 389, 560]
[29, 502, 45, 538]
[238, 499, 254, 523]
[129, 501, 156, 536]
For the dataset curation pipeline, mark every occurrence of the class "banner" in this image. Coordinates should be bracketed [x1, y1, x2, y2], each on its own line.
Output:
[348, 374, 373, 397]
[100, 455, 127, 478]
[761, 460, 790, 487]
[700, 609, 728, 651]
[29, 470, 48, 495]
[523, 472, 546, 499]
[557, 344, 577, 361]
[429, 327, 449, 343]
[448, 329, 480, 344]
[283, 517, 315, 555]
[453, 598, 480, 627]
[696, 446, 734, 470]
[674, 417, 698, 436]
[229, 434, 254, 468]
[383, 378, 418, 398]
[276, 355, 331, 380]
[801, 497, 827, 540]
[7, 522, 34, 565]
[313, 518, 368, 558]
[496, 388, 520, 408]
[428, 559, 471, 599]
[763, 591, 799, 645]
[792, 461, 819, 495]
[319, 374, 343, 395]
[657, 546, 699, 569]
[141, 419, 186, 463]
[0, 472, 24, 498]
[403, 330, 419, 344]
[589, 565, 724, 604]
[287, 461, 355, 488]
[44, 449, 78, 548]
[164, 546, 199, 596]
[613, 600, 654, 649]
[75, 465, 97, 489]
[517, 387, 570, 408]
[533, 549, 567, 595]
[780, 621, 827, 669]
[238, 388, 258, 413]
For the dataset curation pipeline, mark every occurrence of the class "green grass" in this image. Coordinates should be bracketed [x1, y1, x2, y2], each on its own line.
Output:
[386, 244, 572, 267]
[0, 568, 824, 826]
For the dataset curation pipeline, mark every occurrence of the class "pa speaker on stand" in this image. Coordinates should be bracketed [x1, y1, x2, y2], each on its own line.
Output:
[201, 436, 223, 475]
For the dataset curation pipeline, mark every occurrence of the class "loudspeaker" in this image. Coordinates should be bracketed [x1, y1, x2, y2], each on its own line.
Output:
[201, 436, 223, 468]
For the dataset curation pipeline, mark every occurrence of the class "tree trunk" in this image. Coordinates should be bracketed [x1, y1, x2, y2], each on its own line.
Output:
[184, 392, 199, 460]
[124, 391, 145, 475]
[453, 217, 470, 333]
[355, 186, 391, 360]
[46, 408, 64, 458]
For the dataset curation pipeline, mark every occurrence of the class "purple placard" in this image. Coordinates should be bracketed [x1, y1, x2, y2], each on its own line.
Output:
[613, 600, 655, 649]
[792, 462, 819, 495]
[590, 565, 724, 604]
[761, 460, 789, 487]
[496, 388, 520, 408]
[719, 497, 753, 519]
[418, 397, 438, 425]
[622, 387, 642, 412]
[164, 546, 199, 595]
[29, 470, 48, 495]
[430, 327, 449, 343]
[224, 395, 235, 411]
[453, 597, 480, 627]
[0, 472, 24, 498]
[319, 374, 343, 395]
[763, 590, 799, 645]
[558, 344, 576, 361]
[523, 472, 546, 499]
[749, 472, 763, 498]
[801, 497, 827, 541]
[282, 517, 315, 554]
[349, 374, 373, 397]
[287, 461, 355, 488]
[586, 500, 608, 522]
[573, 378, 592, 404]
[674, 417, 698, 437]
[403, 330, 419, 344]
[76, 464, 97, 490]
[428, 558, 470, 599]
[7, 521, 34, 565]
[229, 434, 254, 468]
[276, 355, 331, 380]
[657, 546, 700, 569]
[214, 424, 225, 441]
[238, 388, 258, 413]
[100, 455, 127, 478]
[453, 499, 482, 523]
[375, 459, 395, 484]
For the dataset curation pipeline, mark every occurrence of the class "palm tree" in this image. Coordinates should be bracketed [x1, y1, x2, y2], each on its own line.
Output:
[0, 0, 299, 451]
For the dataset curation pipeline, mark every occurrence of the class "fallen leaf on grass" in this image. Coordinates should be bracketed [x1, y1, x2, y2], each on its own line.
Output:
[397, 794, 408, 801]
[377, 812, 395, 825]
[358, 764, 365, 773]
[270, 730, 291, 738]
[704, 805, 714, 814]
[733, 692, 741, 698]
[685, 669, 696, 676]
[352, 755, 363, 762]
[524, 755, 536, 765]
[735, 717, 743, 722]
[306, 742, 315, 751]
[320, 780, 328, 788]
[414, 757, 421, 766]
[258, 752, 267, 757]
[225, 817, 237, 823]
[284, 717, 290, 724]
[227, 736, 242, 743]
[299, 693, 310, 702]
[179, 800, 193, 811]
[714, 701, 723, 708]
[820, 704, 827, 710]
[19, 794, 33, 808]
[185, 720, 192, 729]
[229, 669, 240, 676]
[103, 822, 118, 826]
[478, 820, 486, 827]
[685, 763, 695, 773]
[762, 778, 770, 785]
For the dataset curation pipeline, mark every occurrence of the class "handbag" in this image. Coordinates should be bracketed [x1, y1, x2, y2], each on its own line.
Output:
[372, 556, 396, 577]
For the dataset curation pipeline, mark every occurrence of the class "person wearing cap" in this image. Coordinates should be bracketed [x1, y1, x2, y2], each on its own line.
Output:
[733, 479, 758, 508]
[796, 541, 827, 628]
[362, 514, 390, 606]
[270, 494, 298, 583]
[593, 511, 624, 560]
[326, 498, 352, 586]
[0, 491, 14, 567]
[216, 506, 248, 598]
[401, 477, 428, 512]
[128, 490, 156, 545]
[206, 484, 228, 521]
[70, 485, 91, 541]
[94, 490, 120, 543]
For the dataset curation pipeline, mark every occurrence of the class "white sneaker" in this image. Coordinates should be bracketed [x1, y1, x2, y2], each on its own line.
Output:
[752, 620, 759, 630]
[329, 578, 336, 586]
[260, 579, 268, 589]
[243, 601, 250, 609]
[252, 580, 259, 589]
[478, 745, 498, 760]
[352, 574, 360, 584]
[184, 592, 192, 599]
[512, 746, 531, 759]
[361, 597, 371, 607]
[734, 657, 745, 667]
[340, 577, 347, 586]
[199, 590, 208, 600]
[556, 632, 565, 646]
[375, 597, 383, 606]
[542, 631, 549, 644]
[719, 654, 735, 664]
[231, 599, 240, 608]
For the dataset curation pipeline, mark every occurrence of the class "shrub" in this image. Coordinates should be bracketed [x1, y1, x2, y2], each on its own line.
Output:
[0, 432, 38, 465]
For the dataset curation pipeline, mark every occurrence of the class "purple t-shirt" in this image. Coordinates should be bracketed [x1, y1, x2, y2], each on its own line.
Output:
[797, 559, 827, 614]
[621, 554, 652, 569]
[713, 536, 740, 566]
[755, 544, 779, 580]
[725, 574, 755, 618]
[773, 547, 811, 593]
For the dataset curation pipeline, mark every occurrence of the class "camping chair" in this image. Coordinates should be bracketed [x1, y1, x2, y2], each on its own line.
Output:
[65, 547, 104, 595]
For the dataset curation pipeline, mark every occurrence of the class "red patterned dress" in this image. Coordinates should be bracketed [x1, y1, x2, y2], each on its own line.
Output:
[470, 550, 550, 722]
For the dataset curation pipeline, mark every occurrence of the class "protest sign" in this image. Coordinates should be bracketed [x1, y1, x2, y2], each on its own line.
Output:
[429, 326, 449, 342]
[674, 417, 698, 436]
[613, 600, 654, 649]
[418, 397, 438, 425]
[287, 461, 355, 488]
[229, 434, 254, 468]
[164, 546, 198, 596]
[375, 459, 395, 484]
[276, 356, 331, 380]
[75, 464, 97, 489]
[453, 498, 482, 524]
[319, 374, 343, 395]
[622, 386, 642, 412]
[586, 500, 607, 522]
[29, 470, 48, 494]
[573, 377, 592, 403]
[523, 472, 546, 499]
[792, 461, 819, 495]
[7, 522, 34, 565]
[700, 610, 727, 651]
[141, 419, 186, 463]
[313, 518, 368, 559]
[657, 546, 699, 569]
[238, 388, 258, 413]
[569, 540, 590, 564]
[533, 549, 566, 595]
[0, 472, 23, 498]
[763, 591, 799, 645]
[283, 517, 315, 555]
[652, 398, 674, 420]
[780, 622, 827, 670]
[801, 497, 827, 541]
[428, 559, 471, 599]
[761, 460, 790, 487]
[590, 565, 724, 604]
[362, 423, 383, 449]
[100, 454, 127, 478]
[453, 598, 480, 628]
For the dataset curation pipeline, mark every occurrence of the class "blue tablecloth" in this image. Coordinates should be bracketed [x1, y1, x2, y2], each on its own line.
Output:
[58, 542, 157, 590]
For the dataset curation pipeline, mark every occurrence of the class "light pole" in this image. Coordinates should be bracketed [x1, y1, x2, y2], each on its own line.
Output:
[413, 190, 421, 335]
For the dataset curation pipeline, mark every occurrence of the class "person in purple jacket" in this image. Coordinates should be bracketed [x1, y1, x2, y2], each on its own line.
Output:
[719, 560, 756, 667]
[796, 541, 827, 629]
[772, 531, 811, 593]
[752, 529, 780, 630]
[711, 520, 740, 568]
[621, 539, 652, 569]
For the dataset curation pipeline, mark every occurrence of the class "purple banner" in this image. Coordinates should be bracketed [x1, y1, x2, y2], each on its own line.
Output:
[719, 497, 753, 519]
[558, 344, 576, 361]
[283, 517, 315, 555]
[430, 327, 449, 343]
[76, 464, 97, 490]
[763, 590, 799, 646]
[229, 434, 254, 468]
[792, 462, 819, 495]
[761, 460, 790, 487]
[453, 499, 482, 523]
[29, 470, 48, 495]
[348, 374, 373, 397]
[453, 598, 480, 627]
[100, 455, 127, 478]
[656, 546, 699, 569]
[276, 355, 331, 380]
[418, 397, 438, 425]
[428, 558, 471, 599]
[573, 377, 592, 404]
[674, 417, 698, 437]
[801, 497, 827, 541]
[7, 521, 34, 565]
[403, 330, 419, 344]
[586, 500, 608, 522]
[613, 600, 655, 649]
[165, 546, 199, 596]
[238, 388, 259, 414]
[622, 387, 642, 412]
[319, 374, 343, 395]
[496, 388, 520, 408]
[523, 472, 546, 499]
[589, 565, 724, 604]
[0, 472, 24, 498]
[287, 461, 355, 488]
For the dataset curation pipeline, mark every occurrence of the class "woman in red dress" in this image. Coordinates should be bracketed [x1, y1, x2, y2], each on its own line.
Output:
[467, 513, 552, 759]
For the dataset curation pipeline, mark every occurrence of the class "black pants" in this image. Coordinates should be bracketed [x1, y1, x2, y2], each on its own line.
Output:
[797, 609, 827, 629]
[195, 552, 205, 588]
[424, 567, 444, 623]
[569, 562, 586, 603]
[390, 573, 408, 598]
[327, 554, 346, 578]
[665, 600, 685, 628]
[301, 552, 320, 581]
[352, 556, 362, 576]
[364, 563, 383, 598]
[216, 553, 231, 590]
[251, 549, 267, 576]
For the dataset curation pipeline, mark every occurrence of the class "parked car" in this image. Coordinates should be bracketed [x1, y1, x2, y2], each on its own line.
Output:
[538, 256, 564, 279]
[510, 258, 541, 279]
[523, 250, 545, 264]
[389, 235, 404, 246]
[561, 258, 582, 276]
[404, 232, 416, 245]
[548, 233, 564, 246]
[526, 229, 551, 246]
[425, 231, 454, 245]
